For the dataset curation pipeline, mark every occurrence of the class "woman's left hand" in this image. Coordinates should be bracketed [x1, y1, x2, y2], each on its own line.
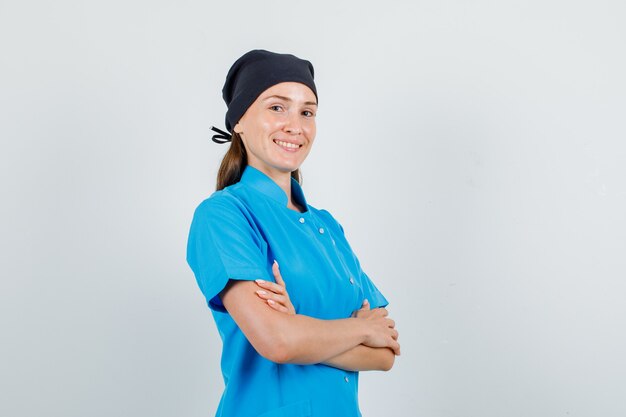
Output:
[255, 261, 296, 315]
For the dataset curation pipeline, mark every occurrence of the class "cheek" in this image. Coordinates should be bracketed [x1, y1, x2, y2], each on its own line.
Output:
[304, 121, 316, 138]
[244, 121, 272, 148]
[256, 116, 279, 138]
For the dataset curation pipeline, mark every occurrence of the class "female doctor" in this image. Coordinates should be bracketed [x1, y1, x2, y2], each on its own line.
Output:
[186, 49, 400, 417]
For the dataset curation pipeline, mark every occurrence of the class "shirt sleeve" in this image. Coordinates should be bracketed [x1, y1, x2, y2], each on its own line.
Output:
[358, 270, 389, 309]
[319, 209, 389, 309]
[186, 196, 272, 312]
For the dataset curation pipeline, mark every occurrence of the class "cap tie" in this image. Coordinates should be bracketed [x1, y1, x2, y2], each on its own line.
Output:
[210, 126, 232, 144]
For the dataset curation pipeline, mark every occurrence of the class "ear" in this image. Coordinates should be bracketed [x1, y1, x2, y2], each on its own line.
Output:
[233, 122, 243, 135]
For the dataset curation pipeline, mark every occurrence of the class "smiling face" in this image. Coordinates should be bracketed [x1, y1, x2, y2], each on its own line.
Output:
[233, 82, 318, 180]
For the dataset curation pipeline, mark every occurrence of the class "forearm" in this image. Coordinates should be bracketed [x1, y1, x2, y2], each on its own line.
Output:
[322, 345, 395, 372]
[265, 314, 368, 365]
[223, 281, 366, 364]
[221, 280, 394, 366]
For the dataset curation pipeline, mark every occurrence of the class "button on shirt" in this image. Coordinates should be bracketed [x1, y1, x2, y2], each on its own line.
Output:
[186, 165, 388, 417]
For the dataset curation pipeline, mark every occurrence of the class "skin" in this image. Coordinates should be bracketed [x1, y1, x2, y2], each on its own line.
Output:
[221, 82, 400, 371]
[256, 262, 399, 371]
[233, 82, 316, 210]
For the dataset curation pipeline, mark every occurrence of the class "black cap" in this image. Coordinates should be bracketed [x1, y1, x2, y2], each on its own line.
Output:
[221, 49, 318, 133]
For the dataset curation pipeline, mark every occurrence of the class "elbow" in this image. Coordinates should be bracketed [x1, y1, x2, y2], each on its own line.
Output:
[380, 358, 394, 372]
[379, 349, 396, 371]
[253, 328, 297, 364]
[258, 340, 293, 364]
[266, 350, 293, 365]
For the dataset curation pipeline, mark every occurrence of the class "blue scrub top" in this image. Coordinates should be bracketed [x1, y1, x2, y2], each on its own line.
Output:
[186, 165, 388, 417]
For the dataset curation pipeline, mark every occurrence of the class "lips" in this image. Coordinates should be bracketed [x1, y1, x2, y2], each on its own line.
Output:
[273, 139, 302, 151]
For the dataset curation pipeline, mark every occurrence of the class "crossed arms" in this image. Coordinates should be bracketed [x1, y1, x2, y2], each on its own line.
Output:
[219, 261, 400, 372]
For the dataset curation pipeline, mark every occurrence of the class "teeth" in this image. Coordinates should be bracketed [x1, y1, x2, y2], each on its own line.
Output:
[274, 139, 300, 149]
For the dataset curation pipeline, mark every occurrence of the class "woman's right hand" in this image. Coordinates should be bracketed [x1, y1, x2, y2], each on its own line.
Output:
[353, 299, 401, 356]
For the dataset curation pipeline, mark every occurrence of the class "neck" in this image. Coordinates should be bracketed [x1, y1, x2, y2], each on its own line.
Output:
[250, 164, 294, 205]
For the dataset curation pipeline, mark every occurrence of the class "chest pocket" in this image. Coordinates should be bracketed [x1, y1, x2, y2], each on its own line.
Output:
[256, 399, 311, 417]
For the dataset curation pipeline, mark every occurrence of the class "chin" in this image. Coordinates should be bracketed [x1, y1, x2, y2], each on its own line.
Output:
[279, 165, 300, 173]
[272, 160, 303, 173]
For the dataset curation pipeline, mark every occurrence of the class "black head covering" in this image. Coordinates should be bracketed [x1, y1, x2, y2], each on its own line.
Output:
[210, 49, 318, 144]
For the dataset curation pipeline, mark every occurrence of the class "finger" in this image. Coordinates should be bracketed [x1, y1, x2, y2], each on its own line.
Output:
[386, 318, 396, 329]
[272, 260, 286, 288]
[389, 340, 401, 356]
[267, 299, 289, 313]
[360, 299, 370, 311]
[256, 291, 285, 312]
[390, 329, 399, 340]
[256, 290, 289, 306]
[255, 279, 286, 295]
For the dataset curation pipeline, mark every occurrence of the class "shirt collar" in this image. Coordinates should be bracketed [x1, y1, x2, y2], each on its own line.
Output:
[240, 165, 309, 210]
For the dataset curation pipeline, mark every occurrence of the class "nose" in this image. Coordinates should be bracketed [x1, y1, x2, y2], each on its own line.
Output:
[284, 111, 302, 135]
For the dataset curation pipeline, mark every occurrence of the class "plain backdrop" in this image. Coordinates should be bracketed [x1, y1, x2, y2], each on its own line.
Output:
[1, 1, 625, 416]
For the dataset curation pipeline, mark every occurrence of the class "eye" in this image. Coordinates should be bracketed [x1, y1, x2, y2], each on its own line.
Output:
[269, 105, 283, 112]
[302, 110, 315, 117]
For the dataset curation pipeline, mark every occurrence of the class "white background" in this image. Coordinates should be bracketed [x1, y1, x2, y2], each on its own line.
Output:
[1, 1, 625, 416]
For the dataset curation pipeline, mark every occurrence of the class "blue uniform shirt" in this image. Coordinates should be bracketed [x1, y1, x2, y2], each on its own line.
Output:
[186, 165, 388, 417]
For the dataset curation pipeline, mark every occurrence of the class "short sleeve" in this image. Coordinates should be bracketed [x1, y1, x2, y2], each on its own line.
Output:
[186, 197, 272, 312]
[358, 270, 388, 309]
[318, 209, 389, 309]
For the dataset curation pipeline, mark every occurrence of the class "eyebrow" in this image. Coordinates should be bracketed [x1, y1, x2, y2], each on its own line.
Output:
[262, 94, 318, 107]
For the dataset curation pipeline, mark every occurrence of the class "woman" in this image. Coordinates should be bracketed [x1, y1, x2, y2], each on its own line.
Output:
[186, 49, 400, 417]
